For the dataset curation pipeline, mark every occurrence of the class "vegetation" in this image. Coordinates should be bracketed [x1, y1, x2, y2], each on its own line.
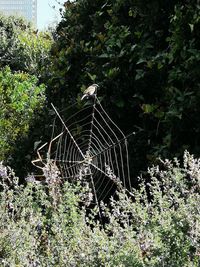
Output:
[0, 151, 199, 266]
[0, 14, 52, 75]
[0, 15, 51, 173]
[0, 1, 200, 265]
[48, 0, 200, 175]
[0, 67, 45, 160]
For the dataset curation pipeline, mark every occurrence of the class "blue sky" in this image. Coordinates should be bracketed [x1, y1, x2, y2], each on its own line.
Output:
[37, 0, 65, 30]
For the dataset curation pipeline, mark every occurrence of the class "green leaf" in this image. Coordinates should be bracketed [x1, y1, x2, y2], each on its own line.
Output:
[87, 73, 97, 82]
[116, 99, 125, 108]
[142, 104, 158, 114]
[189, 23, 194, 32]
[135, 69, 145, 80]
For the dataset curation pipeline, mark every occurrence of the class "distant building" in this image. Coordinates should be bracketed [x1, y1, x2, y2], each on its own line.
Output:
[0, 0, 37, 26]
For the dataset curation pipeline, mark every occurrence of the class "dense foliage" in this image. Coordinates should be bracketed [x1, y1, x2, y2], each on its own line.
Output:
[48, 0, 200, 177]
[0, 14, 52, 75]
[0, 151, 199, 266]
[0, 6, 200, 265]
[0, 15, 52, 175]
[0, 67, 45, 161]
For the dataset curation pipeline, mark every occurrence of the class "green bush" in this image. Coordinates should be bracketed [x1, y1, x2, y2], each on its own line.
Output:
[0, 151, 199, 266]
[47, 0, 200, 177]
[0, 14, 52, 75]
[0, 67, 46, 160]
[0, 14, 52, 175]
[16, 29, 52, 77]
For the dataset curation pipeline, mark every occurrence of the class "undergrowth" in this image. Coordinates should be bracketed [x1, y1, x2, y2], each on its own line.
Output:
[0, 151, 199, 266]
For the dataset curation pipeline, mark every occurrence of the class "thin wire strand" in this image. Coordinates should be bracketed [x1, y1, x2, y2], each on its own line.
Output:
[33, 98, 132, 202]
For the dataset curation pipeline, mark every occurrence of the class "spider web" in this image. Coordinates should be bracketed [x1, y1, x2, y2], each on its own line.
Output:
[33, 96, 132, 202]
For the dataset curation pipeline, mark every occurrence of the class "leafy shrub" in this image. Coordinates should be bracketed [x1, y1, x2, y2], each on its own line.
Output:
[0, 14, 28, 69]
[0, 14, 52, 75]
[0, 151, 199, 266]
[16, 30, 52, 77]
[0, 67, 46, 160]
[0, 14, 52, 174]
[48, 0, 200, 177]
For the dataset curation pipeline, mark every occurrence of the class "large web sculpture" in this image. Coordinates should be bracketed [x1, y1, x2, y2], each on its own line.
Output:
[32, 94, 132, 203]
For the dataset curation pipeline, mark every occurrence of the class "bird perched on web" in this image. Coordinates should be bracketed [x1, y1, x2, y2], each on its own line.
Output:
[81, 84, 99, 100]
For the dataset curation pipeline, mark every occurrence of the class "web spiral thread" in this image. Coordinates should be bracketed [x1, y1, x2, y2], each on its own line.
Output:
[32, 96, 132, 202]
